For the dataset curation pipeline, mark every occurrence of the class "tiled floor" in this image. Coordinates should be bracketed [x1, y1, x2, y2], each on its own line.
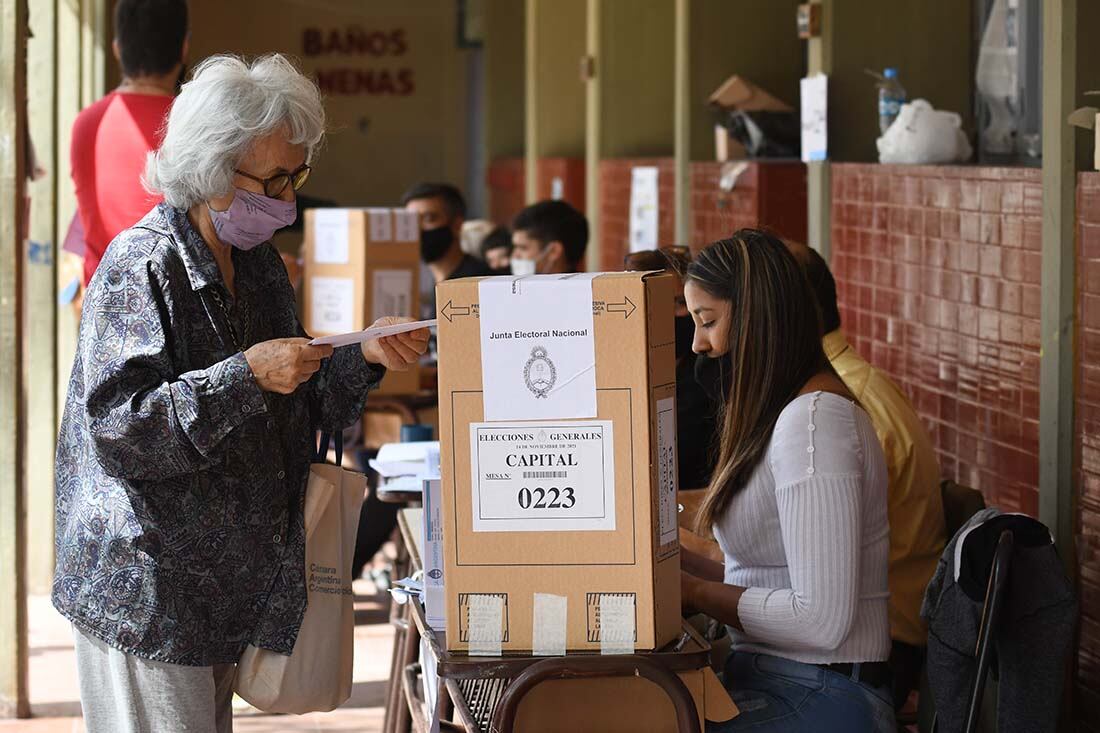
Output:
[1, 580, 396, 732]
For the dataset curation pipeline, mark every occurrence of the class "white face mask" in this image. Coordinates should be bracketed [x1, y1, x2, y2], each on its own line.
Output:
[510, 247, 546, 277]
[510, 257, 537, 277]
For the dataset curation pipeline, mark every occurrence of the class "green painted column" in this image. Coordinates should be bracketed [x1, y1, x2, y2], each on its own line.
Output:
[806, 0, 833, 259]
[525, 0, 586, 203]
[26, 0, 59, 596]
[484, 0, 525, 164]
[675, 0, 804, 245]
[585, 0, 675, 270]
[0, 0, 29, 718]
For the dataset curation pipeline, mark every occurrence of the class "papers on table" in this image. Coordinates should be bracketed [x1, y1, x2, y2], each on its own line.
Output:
[309, 318, 437, 348]
[369, 441, 440, 480]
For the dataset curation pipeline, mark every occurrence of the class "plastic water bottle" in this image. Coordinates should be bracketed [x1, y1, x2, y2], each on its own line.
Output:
[878, 68, 907, 135]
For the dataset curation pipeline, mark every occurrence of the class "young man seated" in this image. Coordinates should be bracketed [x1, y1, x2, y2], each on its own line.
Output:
[401, 182, 491, 283]
[510, 200, 588, 275]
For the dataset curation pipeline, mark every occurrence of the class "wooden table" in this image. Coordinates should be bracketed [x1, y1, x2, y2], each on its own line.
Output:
[384, 509, 711, 733]
[381, 509, 424, 733]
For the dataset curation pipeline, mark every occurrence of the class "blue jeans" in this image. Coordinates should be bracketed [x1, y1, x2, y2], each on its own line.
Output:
[707, 652, 896, 732]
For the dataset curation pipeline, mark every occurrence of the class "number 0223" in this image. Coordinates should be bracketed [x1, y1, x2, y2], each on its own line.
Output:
[517, 486, 576, 509]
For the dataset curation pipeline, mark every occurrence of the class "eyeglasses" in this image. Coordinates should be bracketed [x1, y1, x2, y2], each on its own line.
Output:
[234, 163, 312, 199]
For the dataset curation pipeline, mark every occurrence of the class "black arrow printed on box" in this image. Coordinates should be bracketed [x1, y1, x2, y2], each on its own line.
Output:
[606, 296, 636, 319]
[441, 300, 472, 322]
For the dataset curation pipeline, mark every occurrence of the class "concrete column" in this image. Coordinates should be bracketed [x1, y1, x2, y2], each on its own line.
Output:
[25, 0, 59, 596]
[0, 0, 29, 718]
[806, 0, 833, 258]
[673, 0, 689, 245]
[1038, 0, 1100, 564]
[525, 0, 586, 204]
[807, 0, 974, 259]
[484, 0, 525, 165]
[674, 0, 803, 246]
[585, 0, 675, 270]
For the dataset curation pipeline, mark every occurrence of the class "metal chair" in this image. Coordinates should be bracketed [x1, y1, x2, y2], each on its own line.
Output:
[900, 481, 986, 732]
[932, 528, 1014, 733]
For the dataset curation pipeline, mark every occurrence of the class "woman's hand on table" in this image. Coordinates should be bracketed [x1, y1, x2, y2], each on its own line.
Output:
[681, 569, 746, 631]
[361, 316, 430, 371]
[245, 337, 334, 394]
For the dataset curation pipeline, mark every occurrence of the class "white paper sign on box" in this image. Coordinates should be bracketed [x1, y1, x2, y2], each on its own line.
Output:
[367, 208, 393, 243]
[372, 269, 413, 322]
[312, 210, 350, 264]
[477, 274, 598, 422]
[469, 420, 615, 533]
[394, 210, 420, 243]
[309, 276, 355, 334]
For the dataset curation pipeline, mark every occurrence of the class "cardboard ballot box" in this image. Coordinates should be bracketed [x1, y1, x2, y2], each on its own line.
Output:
[302, 208, 421, 395]
[436, 271, 682, 653]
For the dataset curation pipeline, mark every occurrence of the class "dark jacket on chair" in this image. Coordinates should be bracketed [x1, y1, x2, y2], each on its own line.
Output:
[921, 507, 1076, 733]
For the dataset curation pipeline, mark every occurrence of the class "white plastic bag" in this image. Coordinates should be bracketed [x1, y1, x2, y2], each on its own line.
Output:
[975, 0, 1019, 154]
[877, 99, 973, 165]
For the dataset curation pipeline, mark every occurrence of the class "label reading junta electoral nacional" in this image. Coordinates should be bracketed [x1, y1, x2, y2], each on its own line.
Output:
[470, 421, 615, 533]
[478, 274, 599, 422]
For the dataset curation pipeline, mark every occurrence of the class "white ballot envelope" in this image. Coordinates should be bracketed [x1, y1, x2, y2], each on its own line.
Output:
[309, 319, 437, 348]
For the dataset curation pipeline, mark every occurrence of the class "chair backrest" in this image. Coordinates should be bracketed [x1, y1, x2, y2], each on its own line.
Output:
[930, 519, 1015, 733]
[941, 479, 986, 541]
[963, 529, 1014, 733]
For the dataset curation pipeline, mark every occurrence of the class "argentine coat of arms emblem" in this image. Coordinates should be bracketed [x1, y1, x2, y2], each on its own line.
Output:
[523, 346, 556, 398]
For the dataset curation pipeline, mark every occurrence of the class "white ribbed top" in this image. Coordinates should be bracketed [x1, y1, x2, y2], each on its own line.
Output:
[713, 391, 892, 664]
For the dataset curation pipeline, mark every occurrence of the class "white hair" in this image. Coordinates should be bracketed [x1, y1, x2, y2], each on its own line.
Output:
[145, 54, 325, 209]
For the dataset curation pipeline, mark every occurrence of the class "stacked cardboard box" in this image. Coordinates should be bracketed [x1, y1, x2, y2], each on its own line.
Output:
[302, 208, 421, 395]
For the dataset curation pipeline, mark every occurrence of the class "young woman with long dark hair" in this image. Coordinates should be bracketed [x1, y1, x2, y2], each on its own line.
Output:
[680, 230, 895, 732]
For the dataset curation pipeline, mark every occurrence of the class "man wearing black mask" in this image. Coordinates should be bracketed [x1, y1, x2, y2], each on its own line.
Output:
[624, 247, 718, 490]
[401, 182, 492, 284]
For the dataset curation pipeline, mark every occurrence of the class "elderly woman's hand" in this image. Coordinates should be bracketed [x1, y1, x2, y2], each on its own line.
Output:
[361, 316, 430, 371]
[245, 338, 335, 394]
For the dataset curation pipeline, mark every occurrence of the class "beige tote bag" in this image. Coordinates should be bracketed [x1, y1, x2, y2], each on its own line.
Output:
[234, 433, 366, 714]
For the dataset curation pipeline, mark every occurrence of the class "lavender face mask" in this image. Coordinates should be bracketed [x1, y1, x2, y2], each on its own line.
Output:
[208, 188, 297, 251]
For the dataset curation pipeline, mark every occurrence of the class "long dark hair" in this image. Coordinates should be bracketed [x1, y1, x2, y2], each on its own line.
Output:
[688, 229, 829, 534]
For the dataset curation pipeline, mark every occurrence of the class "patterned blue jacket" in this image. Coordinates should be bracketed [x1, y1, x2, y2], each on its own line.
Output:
[53, 204, 382, 665]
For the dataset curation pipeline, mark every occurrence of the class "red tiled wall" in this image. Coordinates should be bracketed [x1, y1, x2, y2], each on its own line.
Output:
[487, 157, 526, 227]
[1078, 172, 1100, 728]
[598, 158, 810, 271]
[536, 157, 586, 214]
[691, 161, 808, 250]
[487, 157, 587, 229]
[598, 158, 676, 271]
[830, 164, 1042, 516]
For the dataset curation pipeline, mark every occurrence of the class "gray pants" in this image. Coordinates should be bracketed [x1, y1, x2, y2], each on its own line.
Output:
[74, 626, 236, 733]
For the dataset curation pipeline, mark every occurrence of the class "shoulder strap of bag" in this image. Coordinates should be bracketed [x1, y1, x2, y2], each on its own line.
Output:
[316, 431, 344, 466]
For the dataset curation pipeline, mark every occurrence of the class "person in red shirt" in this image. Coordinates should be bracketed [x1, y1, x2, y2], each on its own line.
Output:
[71, 0, 188, 287]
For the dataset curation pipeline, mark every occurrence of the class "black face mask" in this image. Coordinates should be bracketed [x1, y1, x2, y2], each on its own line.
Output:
[420, 225, 454, 263]
[694, 352, 733, 402]
[674, 315, 695, 360]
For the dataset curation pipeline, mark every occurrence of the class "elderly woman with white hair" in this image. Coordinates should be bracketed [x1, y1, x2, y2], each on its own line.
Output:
[52, 54, 427, 732]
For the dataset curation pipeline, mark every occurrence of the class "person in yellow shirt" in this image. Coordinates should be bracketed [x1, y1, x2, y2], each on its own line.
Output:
[789, 242, 946, 710]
